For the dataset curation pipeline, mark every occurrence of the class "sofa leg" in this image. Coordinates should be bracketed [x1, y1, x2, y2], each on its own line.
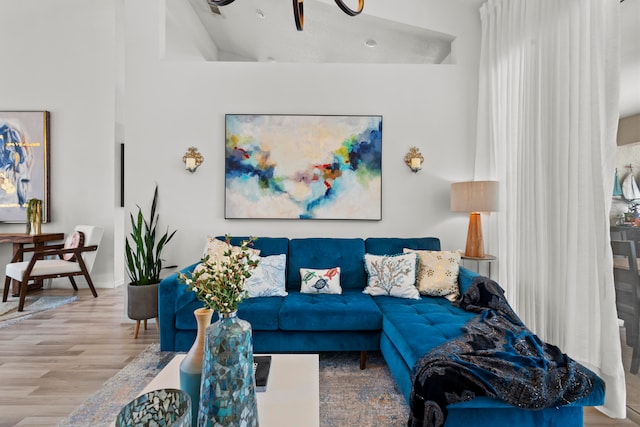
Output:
[360, 351, 366, 370]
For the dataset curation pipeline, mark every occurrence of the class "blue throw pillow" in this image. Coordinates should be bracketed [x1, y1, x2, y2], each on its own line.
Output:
[245, 254, 288, 298]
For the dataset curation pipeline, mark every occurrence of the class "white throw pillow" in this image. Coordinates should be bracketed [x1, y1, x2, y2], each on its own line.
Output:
[363, 253, 419, 299]
[300, 267, 342, 294]
[403, 249, 461, 301]
[245, 254, 288, 298]
[202, 236, 260, 260]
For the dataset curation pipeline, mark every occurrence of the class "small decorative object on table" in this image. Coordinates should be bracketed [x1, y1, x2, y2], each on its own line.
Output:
[26, 198, 42, 236]
[115, 388, 191, 427]
[179, 307, 213, 427]
[179, 235, 260, 427]
[253, 355, 272, 392]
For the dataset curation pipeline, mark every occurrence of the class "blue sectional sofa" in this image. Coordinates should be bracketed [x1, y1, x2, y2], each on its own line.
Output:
[159, 236, 605, 427]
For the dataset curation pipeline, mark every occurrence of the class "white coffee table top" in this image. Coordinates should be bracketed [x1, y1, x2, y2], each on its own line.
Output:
[125, 353, 319, 427]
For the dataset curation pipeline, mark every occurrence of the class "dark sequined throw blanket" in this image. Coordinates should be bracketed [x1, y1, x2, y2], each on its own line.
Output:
[407, 277, 600, 427]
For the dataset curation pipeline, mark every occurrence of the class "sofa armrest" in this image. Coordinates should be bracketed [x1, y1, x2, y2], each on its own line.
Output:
[159, 262, 199, 351]
[458, 265, 480, 295]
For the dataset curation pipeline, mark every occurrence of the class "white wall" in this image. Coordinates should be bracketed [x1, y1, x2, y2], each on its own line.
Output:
[0, 0, 116, 287]
[123, 0, 483, 274]
[0, 0, 482, 288]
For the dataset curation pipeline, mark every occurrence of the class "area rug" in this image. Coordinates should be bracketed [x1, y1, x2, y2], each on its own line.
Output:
[319, 351, 409, 426]
[58, 345, 409, 427]
[0, 294, 77, 328]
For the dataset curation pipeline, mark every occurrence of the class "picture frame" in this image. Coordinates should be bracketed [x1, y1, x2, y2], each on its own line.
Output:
[225, 114, 382, 220]
[0, 111, 50, 223]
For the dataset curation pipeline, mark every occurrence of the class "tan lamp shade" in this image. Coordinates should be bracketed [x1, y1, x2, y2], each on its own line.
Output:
[450, 181, 498, 258]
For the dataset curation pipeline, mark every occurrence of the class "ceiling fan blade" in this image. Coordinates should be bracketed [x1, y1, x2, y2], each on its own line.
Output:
[334, 0, 364, 16]
[293, 0, 304, 31]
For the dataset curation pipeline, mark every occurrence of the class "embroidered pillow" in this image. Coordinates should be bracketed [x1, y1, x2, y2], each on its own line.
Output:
[300, 267, 342, 294]
[203, 236, 260, 260]
[363, 253, 419, 299]
[245, 254, 288, 298]
[63, 231, 85, 261]
[403, 248, 461, 301]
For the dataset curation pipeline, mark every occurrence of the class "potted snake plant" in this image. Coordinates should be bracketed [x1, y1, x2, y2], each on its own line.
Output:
[125, 185, 176, 336]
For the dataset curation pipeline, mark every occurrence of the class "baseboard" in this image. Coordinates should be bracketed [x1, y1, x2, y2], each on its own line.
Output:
[628, 406, 640, 425]
[46, 277, 120, 289]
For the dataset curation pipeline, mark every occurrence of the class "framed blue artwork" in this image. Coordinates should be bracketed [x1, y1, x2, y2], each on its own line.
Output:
[0, 111, 50, 223]
[225, 114, 382, 220]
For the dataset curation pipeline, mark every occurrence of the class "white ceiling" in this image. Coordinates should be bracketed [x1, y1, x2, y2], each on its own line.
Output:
[187, 0, 456, 64]
[184, 0, 639, 116]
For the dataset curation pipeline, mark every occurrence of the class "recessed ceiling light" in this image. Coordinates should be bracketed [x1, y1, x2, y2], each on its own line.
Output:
[255, 9, 265, 19]
[364, 39, 377, 48]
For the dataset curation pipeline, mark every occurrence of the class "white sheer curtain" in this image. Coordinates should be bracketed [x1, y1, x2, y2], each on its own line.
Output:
[475, 0, 626, 418]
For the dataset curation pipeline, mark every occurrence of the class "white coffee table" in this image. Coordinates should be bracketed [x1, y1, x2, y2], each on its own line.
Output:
[122, 353, 319, 427]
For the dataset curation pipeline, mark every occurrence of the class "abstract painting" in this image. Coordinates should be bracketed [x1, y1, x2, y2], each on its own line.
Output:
[225, 114, 382, 220]
[0, 111, 50, 223]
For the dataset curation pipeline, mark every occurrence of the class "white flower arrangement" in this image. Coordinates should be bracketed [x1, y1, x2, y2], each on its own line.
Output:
[179, 236, 259, 313]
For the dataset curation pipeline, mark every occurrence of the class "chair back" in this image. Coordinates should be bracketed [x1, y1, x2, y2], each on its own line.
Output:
[611, 240, 640, 323]
[74, 225, 104, 273]
[619, 227, 640, 253]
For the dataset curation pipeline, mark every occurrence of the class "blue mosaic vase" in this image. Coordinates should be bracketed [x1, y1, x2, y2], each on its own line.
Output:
[198, 311, 258, 427]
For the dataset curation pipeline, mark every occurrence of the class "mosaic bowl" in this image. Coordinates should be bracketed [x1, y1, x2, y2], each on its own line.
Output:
[116, 388, 191, 427]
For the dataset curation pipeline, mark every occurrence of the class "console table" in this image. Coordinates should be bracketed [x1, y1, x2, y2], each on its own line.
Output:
[0, 232, 65, 296]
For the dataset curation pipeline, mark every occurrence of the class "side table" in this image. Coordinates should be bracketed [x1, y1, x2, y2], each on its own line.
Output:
[0, 232, 65, 296]
[461, 254, 496, 278]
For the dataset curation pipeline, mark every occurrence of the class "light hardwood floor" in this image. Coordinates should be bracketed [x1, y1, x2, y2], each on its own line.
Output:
[0, 286, 156, 427]
[0, 286, 637, 427]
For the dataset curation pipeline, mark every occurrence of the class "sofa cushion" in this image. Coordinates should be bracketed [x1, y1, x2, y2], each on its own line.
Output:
[365, 237, 441, 255]
[374, 295, 475, 369]
[237, 296, 283, 330]
[404, 249, 461, 301]
[203, 236, 261, 260]
[246, 254, 288, 297]
[287, 238, 366, 291]
[279, 290, 382, 331]
[300, 267, 342, 294]
[363, 253, 420, 299]
[174, 292, 283, 331]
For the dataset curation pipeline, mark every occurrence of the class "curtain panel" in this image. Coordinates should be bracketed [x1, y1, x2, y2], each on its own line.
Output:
[475, 0, 625, 418]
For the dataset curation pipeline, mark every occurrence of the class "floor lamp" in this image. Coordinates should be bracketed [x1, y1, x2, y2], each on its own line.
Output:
[450, 181, 498, 258]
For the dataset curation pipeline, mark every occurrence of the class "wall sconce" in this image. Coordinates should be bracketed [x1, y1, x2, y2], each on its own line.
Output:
[183, 147, 204, 173]
[404, 147, 424, 172]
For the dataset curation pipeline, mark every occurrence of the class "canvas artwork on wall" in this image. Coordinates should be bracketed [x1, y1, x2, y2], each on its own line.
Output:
[225, 114, 382, 220]
[0, 111, 50, 223]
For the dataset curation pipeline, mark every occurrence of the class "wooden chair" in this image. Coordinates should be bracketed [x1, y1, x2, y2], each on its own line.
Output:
[2, 225, 104, 312]
[611, 239, 640, 374]
[619, 226, 640, 248]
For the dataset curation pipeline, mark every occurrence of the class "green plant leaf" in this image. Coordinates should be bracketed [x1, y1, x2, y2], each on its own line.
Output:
[125, 184, 176, 286]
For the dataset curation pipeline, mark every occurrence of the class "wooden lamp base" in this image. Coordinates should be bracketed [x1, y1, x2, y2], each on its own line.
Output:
[465, 212, 485, 258]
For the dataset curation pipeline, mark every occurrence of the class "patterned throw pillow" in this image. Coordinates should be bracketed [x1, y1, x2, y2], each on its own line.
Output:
[63, 231, 85, 262]
[362, 253, 419, 299]
[403, 249, 461, 301]
[203, 236, 260, 260]
[245, 254, 288, 298]
[300, 267, 342, 294]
